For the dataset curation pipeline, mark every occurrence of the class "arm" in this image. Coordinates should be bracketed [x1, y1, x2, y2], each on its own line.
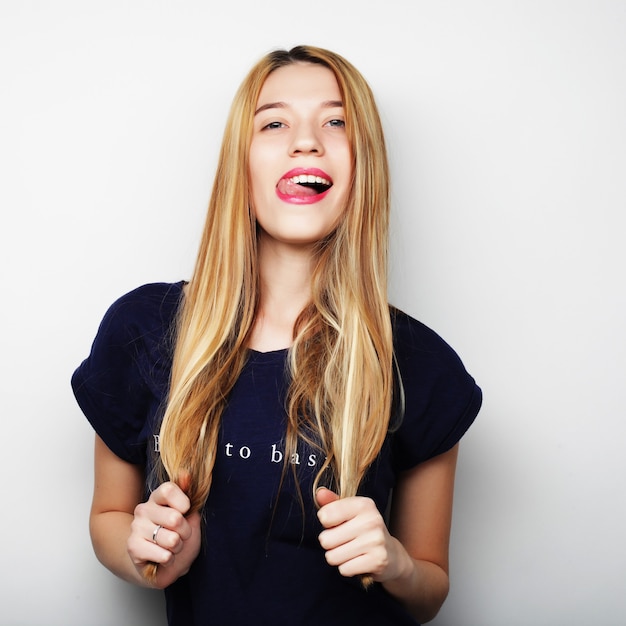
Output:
[90, 435, 201, 589]
[384, 443, 458, 620]
[317, 443, 459, 623]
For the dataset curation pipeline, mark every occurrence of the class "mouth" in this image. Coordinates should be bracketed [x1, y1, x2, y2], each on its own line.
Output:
[276, 168, 333, 203]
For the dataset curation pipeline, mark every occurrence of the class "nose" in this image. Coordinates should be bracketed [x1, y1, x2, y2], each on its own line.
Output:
[289, 122, 324, 156]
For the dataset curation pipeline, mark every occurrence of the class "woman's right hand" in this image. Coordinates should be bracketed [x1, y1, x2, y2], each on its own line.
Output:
[127, 481, 202, 589]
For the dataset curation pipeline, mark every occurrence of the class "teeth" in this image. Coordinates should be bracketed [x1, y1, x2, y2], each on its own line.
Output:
[289, 174, 331, 186]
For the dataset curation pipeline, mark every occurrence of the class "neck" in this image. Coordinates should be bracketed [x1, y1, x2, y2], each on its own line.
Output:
[248, 234, 316, 352]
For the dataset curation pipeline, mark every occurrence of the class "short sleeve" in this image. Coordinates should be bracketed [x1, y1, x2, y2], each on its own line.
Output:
[71, 283, 182, 464]
[390, 310, 482, 471]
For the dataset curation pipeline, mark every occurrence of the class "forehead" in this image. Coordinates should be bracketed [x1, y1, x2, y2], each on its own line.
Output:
[256, 62, 342, 108]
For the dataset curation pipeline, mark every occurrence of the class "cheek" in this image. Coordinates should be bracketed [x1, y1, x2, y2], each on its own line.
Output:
[249, 172, 270, 207]
[248, 172, 274, 220]
[248, 144, 273, 201]
[247, 153, 262, 208]
[334, 143, 353, 186]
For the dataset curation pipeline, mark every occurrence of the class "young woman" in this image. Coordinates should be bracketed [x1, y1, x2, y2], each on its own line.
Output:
[72, 45, 481, 625]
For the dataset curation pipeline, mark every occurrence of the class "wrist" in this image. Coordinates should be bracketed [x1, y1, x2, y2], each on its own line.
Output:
[381, 537, 417, 587]
[399, 552, 418, 586]
[381, 549, 450, 622]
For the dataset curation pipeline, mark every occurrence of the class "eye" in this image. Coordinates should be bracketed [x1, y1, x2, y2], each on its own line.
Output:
[325, 119, 345, 128]
[262, 121, 286, 130]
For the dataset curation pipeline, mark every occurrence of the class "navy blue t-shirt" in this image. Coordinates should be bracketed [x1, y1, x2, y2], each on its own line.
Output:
[72, 282, 482, 626]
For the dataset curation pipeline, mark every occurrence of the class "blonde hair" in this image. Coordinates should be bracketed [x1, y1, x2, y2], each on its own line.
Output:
[158, 45, 394, 517]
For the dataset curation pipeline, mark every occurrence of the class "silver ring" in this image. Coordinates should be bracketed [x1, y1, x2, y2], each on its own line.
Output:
[152, 524, 162, 544]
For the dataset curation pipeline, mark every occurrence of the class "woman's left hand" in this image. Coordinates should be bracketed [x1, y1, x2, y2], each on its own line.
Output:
[316, 488, 412, 583]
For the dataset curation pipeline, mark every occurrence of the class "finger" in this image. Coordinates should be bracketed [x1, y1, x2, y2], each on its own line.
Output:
[318, 519, 358, 550]
[317, 495, 373, 529]
[319, 515, 376, 554]
[150, 512, 193, 542]
[323, 524, 386, 563]
[149, 510, 201, 553]
[315, 487, 340, 508]
[336, 554, 377, 580]
[128, 532, 177, 568]
[316, 489, 347, 529]
[150, 525, 186, 554]
[133, 502, 193, 545]
[150, 482, 191, 515]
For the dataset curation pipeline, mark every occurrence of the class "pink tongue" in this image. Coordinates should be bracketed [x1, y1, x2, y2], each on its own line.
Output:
[277, 178, 318, 197]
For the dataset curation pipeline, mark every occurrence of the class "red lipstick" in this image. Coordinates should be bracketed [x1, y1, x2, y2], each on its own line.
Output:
[276, 168, 333, 205]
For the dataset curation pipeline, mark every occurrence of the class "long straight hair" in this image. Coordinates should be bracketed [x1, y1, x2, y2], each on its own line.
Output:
[157, 45, 394, 516]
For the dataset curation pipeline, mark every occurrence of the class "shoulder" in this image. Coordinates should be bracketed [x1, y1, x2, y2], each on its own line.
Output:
[71, 282, 185, 465]
[391, 307, 469, 374]
[102, 281, 185, 326]
[72, 281, 185, 399]
[94, 281, 185, 344]
[389, 307, 482, 468]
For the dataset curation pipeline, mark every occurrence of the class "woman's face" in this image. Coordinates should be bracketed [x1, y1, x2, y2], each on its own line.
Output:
[249, 62, 352, 248]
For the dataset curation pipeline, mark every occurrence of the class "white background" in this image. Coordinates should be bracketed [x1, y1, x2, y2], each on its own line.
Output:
[1, 1, 625, 624]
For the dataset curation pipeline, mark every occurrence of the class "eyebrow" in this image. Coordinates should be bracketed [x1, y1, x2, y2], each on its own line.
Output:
[254, 100, 344, 115]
